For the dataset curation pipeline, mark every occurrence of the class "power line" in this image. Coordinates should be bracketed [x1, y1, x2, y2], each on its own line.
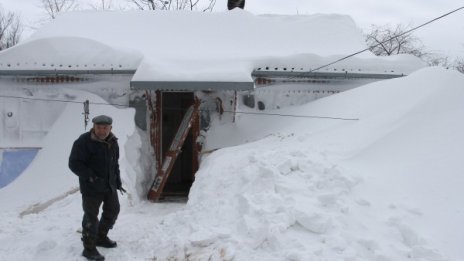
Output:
[0, 94, 129, 107]
[290, 6, 464, 79]
[221, 110, 358, 121]
[2, 9, 460, 122]
[0, 94, 359, 121]
[162, 106, 358, 120]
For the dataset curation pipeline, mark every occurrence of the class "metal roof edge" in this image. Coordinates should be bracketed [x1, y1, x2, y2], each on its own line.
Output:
[0, 69, 136, 76]
[130, 81, 255, 91]
[252, 70, 405, 79]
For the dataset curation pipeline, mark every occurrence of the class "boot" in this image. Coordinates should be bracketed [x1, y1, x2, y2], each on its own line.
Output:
[82, 236, 105, 261]
[96, 226, 117, 248]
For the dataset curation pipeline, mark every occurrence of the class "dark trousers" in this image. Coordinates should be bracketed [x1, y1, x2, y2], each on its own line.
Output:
[82, 190, 120, 238]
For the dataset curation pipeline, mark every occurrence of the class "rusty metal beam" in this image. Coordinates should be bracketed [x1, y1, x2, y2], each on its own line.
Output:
[147, 104, 199, 201]
[154, 91, 162, 173]
[146, 90, 162, 200]
[191, 97, 201, 176]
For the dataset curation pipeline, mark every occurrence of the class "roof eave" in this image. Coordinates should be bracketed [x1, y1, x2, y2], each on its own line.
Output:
[0, 69, 136, 76]
[130, 80, 255, 91]
[252, 70, 405, 79]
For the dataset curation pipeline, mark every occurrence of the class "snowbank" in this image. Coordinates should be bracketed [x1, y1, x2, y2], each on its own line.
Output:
[157, 67, 464, 260]
[0, 37, 141, 71]
[0, 10, 424, 82]
[1, 67, 463, 261]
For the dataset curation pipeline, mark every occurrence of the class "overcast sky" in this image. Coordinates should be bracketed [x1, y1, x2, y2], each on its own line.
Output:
[1, 0, 463, 58]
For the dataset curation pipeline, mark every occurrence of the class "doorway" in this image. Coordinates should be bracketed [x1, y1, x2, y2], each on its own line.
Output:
[160, 92, 195, 198]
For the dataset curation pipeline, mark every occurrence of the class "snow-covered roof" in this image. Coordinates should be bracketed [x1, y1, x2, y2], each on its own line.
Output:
[0, 10, 424, 89]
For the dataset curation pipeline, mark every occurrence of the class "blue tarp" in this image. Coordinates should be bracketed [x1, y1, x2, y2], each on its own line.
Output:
[0, 149, 39, 189]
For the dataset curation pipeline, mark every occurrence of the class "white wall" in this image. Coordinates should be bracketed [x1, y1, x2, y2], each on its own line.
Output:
[0, 74, 132, 147]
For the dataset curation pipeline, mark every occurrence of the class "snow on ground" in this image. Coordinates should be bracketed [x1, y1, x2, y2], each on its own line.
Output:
[0, 67, 464, 261]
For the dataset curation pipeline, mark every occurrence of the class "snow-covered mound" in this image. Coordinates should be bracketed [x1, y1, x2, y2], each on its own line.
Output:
[154, 67, 464, 260]
[26, 11, 366, 59]
[0, 67, 463, 261]
[0, 10, 423, 81]
[0, 37, 142, 71]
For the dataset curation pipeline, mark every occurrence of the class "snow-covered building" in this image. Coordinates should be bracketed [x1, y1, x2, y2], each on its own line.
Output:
[0, 10, 423, 199]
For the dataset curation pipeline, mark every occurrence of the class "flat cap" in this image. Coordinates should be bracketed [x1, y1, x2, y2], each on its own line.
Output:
[92, 115, 113, 125]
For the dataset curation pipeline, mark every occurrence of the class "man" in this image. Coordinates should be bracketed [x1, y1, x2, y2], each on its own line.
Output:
[69, 115, 124, 261]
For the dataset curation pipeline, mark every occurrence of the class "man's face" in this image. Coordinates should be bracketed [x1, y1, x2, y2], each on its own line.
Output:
[94, 124, 112, 140]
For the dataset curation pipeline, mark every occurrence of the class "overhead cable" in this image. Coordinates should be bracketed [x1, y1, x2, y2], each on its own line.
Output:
[290, 6, 464, 79]
[0, 94, 358, 121]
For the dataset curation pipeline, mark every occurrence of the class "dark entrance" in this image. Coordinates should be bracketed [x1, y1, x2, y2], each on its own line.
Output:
[160, 92, 195, 198]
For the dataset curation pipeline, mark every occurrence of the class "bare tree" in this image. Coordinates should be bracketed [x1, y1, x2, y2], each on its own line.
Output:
[454, 57, 464, 74]
[424, 54, 451, 67]
[0, 7, 23, 51]
[5, 18, 21, 48]
[129, 0, 155, 10]
[128, 0, 216, 12]
[40, 0, 78, 19]
[365, 24, 426, 58]
[421, 54, 464, 74]
[89, 0, 115, 10]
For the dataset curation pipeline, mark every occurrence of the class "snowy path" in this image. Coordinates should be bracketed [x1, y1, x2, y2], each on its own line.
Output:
[0, 193, 185, 261]
[0, 135, 456, 261]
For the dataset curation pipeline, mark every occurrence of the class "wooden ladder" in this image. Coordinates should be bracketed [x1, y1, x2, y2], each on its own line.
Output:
[147, 105, 197, 201]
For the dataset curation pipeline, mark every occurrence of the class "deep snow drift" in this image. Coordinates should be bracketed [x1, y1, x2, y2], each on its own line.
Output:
[0, 10, 423, 83]
[0, 67, 463, 261]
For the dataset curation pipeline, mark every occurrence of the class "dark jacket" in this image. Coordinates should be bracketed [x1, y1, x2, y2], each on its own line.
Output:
[69, 130, 121, 196]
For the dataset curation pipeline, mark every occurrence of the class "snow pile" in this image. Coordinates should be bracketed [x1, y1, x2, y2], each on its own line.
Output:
[254, 53, 424, 76]
[0, 67, 463, 261]
[27, 11, 366, 58]
[0, 37, 142, 70]
[0, 10, 424, 81]
[149, 67, 464, 260]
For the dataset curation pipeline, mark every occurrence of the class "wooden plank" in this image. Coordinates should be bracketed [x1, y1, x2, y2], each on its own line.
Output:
[154, 91, 162, 173]
[191, 97, 201, 176]
[147, 105, 197, 201]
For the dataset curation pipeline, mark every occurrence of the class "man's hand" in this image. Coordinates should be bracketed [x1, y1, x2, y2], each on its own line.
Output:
[118, 186, 127, 195]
